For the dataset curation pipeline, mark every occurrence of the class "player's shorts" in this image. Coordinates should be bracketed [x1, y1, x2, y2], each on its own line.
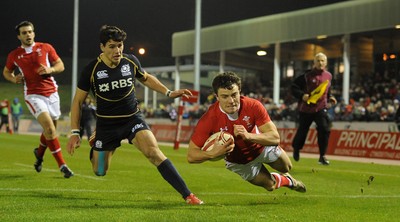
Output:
[225, 145, 282, 181]
[92, 112, 150, 151]
[25, 92, 61, 120]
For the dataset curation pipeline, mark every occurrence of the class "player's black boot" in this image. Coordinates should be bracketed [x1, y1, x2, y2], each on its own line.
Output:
[33, 148, 43, 172]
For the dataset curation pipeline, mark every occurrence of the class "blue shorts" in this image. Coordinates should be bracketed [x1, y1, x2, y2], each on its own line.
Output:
[92, 112, 150, 151]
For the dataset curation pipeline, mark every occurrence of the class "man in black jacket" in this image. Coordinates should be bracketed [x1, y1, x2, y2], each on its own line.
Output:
[291, 52, 337, 165]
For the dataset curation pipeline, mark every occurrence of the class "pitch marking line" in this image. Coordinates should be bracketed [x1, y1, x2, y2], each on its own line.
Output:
[295, 165, 400, 178]
[199, 192, 400, 199]
[0, 188, 398, 199]
[14, 163, 105, 181]
[0, 188, 127, 193]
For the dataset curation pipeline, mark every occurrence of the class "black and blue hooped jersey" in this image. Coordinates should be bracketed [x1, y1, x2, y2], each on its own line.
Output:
[78, 53, 145, 118]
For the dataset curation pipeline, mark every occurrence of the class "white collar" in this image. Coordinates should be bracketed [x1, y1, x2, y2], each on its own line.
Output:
[219, 103, 240, 121]
[22, 42, 35, 54]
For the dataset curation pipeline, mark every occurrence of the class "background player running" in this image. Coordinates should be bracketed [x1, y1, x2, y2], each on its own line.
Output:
[3, 21, 73, 178]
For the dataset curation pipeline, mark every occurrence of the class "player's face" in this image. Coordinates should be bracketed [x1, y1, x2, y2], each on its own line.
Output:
[17, 26, 35, 47]
[216, 84, 240, 114]
[314, 55, 327, 70]
[101, 39, 124, 67]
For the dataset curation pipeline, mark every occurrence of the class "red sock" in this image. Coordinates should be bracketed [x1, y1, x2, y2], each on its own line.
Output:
[271, 173, 292, 189]
[37, 133, 47, 157]
[46, 137, 66, 168]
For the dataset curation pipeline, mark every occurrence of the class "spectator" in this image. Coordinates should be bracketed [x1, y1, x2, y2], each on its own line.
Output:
[79, 96, 96, 140]
[0, 100, 10, 133]
[10, 97, 23, 133]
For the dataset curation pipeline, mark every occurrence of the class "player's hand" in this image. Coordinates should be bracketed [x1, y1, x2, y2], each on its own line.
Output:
[169, 89, 192, 99]
[37, 64, 54, 75]
[14, 74, 24, 84]
[302, 94, 310, 102]
[212, 138, 234, 158]
[67, 135, 81, 156]
[233, 124, 251, 140]
[224, 138, 235, 153]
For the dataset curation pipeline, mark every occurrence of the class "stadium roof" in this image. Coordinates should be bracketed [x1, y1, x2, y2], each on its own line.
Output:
[172, 0, 400, 57]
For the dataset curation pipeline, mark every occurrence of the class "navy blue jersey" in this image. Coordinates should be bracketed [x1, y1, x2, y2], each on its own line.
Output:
[78, 53, 146, 118]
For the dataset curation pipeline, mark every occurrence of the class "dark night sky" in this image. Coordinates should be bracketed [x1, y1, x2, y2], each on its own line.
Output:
[0, 0, 347, 65]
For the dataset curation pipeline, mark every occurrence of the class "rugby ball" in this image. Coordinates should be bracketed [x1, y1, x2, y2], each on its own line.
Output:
[201, 131, 234, 161]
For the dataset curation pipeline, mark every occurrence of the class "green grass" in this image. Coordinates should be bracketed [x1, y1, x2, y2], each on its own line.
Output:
[1, 133, 400, 222]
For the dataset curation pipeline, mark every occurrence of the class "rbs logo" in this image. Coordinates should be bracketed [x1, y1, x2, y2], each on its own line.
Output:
[111, 78, 133, 89]
[98, 78, 133, 92]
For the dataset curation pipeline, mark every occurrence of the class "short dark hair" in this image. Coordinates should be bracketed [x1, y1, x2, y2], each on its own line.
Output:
[212, 71, 242, 94]
[99, 25, 127, 45]
[15, 21, 34, 35]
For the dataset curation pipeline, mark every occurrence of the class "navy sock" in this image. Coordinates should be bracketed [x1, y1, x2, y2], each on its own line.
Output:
[157, 159, 191, 199]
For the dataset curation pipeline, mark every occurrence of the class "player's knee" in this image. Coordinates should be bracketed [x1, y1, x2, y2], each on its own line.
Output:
[43, 127, 57, 138]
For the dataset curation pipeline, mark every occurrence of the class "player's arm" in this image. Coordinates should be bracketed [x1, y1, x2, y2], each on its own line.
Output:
[50, 58, 65, 74]
[37, 58, 65, 75]
[291, 74, 308, 102]
[67, 88, 89, 155]
[233, 121, 280, 146]
[187, 139, 234, 163]
[138, 72, 192, 99]
[3, 67, 24, 84]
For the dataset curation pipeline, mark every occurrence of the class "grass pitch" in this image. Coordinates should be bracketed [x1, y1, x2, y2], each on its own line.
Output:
[1, 133, 400, 222]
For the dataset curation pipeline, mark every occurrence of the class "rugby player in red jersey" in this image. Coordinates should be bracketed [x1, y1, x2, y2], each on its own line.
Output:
[3, 21, 73, 178]
[188, 72, 306, 193]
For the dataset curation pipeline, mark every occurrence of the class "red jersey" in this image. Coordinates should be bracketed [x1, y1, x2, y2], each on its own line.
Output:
[5, 42, 60, 97]
[191, 96, 271, 164]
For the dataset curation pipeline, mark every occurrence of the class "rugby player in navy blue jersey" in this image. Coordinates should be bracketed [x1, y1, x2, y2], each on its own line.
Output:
[66, 25, 203, 205]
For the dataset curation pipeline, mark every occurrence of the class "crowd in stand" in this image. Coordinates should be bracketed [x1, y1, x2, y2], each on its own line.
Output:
[266, 71, 400, 123]
[140, 71, 400, 124]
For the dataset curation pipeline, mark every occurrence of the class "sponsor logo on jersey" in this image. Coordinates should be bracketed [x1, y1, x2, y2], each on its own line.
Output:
[98, 78, 134, 92]
[220, 126, 228, 132]
[99, 83, 110, 92]
[121, 64, 131, 76]
[96, 70, 109, 79]
[132, 123, 144, 133]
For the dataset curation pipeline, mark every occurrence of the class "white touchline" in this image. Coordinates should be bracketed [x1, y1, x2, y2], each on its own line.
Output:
[198, 192, 400, 198]
[0, 188, 128, 193]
